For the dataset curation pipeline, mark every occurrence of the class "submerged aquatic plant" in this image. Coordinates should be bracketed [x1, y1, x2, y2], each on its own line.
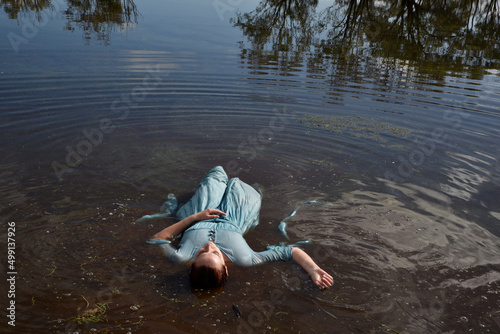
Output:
[71, 302, 109, 324]
[300, 114, 413, 142]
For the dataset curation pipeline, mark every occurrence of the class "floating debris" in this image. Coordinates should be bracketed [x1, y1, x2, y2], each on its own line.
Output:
[232, 304, 241, 318]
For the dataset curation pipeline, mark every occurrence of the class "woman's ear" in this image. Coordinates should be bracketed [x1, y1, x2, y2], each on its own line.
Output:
[224, 265, 228, 277]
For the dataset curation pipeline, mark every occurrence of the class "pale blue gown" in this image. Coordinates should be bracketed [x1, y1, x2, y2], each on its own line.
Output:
[156, 166, 294, 266]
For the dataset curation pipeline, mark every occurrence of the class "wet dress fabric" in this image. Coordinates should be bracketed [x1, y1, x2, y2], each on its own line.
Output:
[157, 166, 294, 266]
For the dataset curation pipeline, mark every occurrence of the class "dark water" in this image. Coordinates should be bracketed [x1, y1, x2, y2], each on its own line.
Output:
[1, 0, 500, 333]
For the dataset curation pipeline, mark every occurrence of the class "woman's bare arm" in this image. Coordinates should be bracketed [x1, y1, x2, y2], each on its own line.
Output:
[151, 208, 226, 240]
[292, 247, 333, 288]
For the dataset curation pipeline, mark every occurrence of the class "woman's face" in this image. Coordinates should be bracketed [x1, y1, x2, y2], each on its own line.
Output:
[193, 242, 226, 269]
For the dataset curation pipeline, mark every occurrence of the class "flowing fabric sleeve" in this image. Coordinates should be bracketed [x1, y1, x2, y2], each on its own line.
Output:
[251, 243, 295, 265]
[221, 231, 296, 266]
[158, 243, 177, 259]
[148, 237, 198, 263]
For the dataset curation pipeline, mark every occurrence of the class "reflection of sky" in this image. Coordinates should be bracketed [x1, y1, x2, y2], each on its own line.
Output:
[132, 0, 245, 51]
[440, 152, 492, 201]
[0, 0, 256, 72]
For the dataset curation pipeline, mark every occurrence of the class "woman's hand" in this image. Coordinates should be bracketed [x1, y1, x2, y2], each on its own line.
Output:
[292, 247, 333, 289]
[152, 209, 226, 240]
[309, 267, 334, 289]
[192, 208, 226, 222]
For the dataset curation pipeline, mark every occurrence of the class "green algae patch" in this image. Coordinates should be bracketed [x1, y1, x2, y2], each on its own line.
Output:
[300, 114, 413, 142]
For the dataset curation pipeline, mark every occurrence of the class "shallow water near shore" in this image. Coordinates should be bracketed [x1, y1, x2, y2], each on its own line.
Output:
[1, 0, 500, 333]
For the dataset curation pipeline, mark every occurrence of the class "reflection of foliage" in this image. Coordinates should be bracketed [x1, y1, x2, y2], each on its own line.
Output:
[0, 0, 51, 19]
[233, 0, 318, 75]
[64, 0, 139, 44]
[235, 0, 500, 79]
[365, 0, 500, 70]
[233, 0, 318, 52]
[0, 0, 139, 44]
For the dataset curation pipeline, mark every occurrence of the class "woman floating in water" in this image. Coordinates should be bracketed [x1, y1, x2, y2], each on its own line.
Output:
[149, 166, 333, 291]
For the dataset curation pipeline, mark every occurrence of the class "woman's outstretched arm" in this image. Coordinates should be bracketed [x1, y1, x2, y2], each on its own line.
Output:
[292, 247, 333, 288]
[152, 208, 226, 240]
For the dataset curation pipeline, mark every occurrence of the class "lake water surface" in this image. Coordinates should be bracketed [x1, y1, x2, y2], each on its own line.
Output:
[1, 0, 500, 333]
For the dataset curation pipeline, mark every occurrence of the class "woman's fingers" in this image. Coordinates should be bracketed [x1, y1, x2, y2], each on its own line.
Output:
[315, 269, 333, 288]
[209, 209, 226, 215]
[321, 274, 334, 288]
[196, 208, 227, 220]
[206, 208, 226, 218]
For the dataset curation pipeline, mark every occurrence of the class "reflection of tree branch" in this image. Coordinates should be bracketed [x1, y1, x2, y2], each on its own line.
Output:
[485, 0, 499, 23]
[396, 0, 419, 42]
[236, 0, 499, 81]
[452, 0, 500, 65]
[233, 0, 318, 51]
[64, 0, 139, 44]
[343, 0, 371, 40]
[0, 0, 139, 44]
[0, 0, 52, 20]
[318, 0, 374, 43]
